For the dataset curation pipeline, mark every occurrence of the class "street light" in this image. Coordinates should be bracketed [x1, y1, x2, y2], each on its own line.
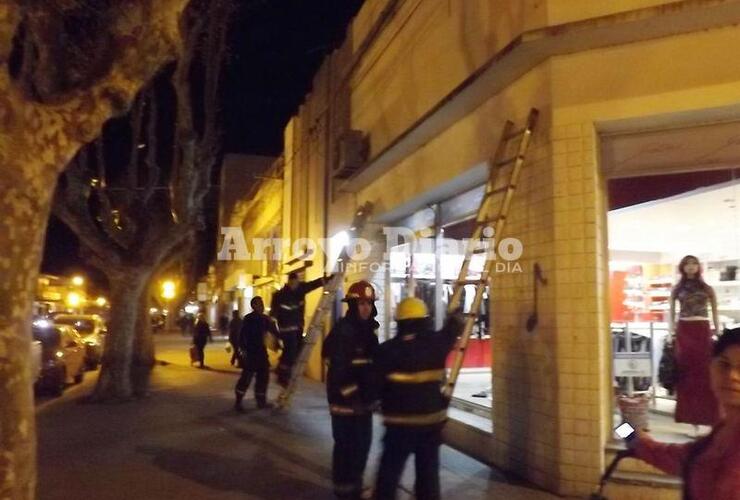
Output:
[71, 275, 84, 286]
[66, 292, 82, 309]
[161, 280, 176, 300]
[95, 296, 107, 307]
[161, 280, 177, 332]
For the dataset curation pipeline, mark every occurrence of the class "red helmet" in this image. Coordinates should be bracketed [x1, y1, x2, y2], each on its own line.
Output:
[343, 280, 376, 302]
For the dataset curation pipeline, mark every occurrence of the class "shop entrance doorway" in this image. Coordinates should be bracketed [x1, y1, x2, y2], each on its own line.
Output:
[607, 168, 740, 441]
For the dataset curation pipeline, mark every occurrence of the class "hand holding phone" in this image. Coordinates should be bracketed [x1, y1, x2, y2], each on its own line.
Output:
[615, 422, 636, 442]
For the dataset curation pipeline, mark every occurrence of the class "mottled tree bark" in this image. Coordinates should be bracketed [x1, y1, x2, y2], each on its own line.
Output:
[131, 277, 156, 398]
[91, 272, 150, 401]
[0, 173, 54, 500]
[0, 1, 192, 497]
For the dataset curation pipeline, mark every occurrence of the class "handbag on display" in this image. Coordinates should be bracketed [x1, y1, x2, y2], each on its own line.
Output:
[658, 339, 677, 394]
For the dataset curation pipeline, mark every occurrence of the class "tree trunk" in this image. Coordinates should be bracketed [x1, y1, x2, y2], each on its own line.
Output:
[0, 176, 55, 499]
[131, 280, 155, 398]
[91, 273, 148, 402]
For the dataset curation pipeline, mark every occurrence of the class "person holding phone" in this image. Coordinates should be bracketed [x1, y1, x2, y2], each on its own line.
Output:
[628, 328, 740, 500]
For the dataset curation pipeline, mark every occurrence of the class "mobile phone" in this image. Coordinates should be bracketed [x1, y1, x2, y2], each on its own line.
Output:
[615, 422, 636, 441]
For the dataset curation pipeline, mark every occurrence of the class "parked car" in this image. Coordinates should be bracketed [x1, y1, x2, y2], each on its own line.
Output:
[53, 314, 106, 370]
[33, 324, 86, 396]
[30, 339, 42, 383]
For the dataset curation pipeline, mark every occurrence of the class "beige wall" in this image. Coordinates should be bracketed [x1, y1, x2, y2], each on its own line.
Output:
[218, 155, 279, 294]
[545, 0, 676, 25]
[348, 0, 544, 163]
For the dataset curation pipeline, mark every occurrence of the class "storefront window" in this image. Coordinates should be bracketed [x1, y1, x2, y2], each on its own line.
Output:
[387, 213, 493, 420]
[608, 172, 740, 438]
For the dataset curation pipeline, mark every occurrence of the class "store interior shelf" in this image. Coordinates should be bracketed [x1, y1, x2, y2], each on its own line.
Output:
[708, 280, 740, 287]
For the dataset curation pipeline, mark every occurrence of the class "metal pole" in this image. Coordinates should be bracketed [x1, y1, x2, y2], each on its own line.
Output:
[434, 205, 444, 330]
[625, 323, 634, 397]
[650, 322, 657, 407]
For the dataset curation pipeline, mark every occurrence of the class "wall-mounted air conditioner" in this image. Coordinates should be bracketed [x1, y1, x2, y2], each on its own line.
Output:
[334, 130, 369, 180]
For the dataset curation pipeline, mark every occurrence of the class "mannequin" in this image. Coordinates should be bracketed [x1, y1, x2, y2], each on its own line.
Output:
[669, 255, 721, 430]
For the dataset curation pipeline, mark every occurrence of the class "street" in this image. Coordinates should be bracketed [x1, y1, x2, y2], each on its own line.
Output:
[36, 334, 557, 500]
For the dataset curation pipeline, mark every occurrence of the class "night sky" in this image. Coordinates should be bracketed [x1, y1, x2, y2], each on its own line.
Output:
[41, 0, 365, 292]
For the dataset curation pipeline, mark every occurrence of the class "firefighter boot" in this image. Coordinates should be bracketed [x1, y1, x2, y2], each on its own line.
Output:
[234, 390, 246, 413]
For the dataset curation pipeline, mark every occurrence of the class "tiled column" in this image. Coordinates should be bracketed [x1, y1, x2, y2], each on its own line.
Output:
[491, 119, 611, 496]
[550, 121, 611, 496]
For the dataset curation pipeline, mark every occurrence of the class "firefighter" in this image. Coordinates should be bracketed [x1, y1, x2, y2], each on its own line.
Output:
[271, 271, 332, 386]
[373, 297, 464, 500]
[234, 296, 279, 411]
[322, 280, 379, 499]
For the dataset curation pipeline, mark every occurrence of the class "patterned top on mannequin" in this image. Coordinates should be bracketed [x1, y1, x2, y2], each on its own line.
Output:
[672, 278, 712, 319]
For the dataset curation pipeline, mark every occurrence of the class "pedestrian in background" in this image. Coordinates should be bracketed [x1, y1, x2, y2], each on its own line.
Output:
[234, 297, 279, 411]
[219, 313, 229, 338]
[322, 280, 379, 499]
[228, 309, 242, 367]
[192, 312, 212, 369]
[631, 328, 740, 499]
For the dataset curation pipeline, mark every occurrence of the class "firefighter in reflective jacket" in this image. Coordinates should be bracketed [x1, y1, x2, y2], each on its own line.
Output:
[322, 280, 379, 499]
[373, 297, 464, 500]
[270, 271, 331, 386]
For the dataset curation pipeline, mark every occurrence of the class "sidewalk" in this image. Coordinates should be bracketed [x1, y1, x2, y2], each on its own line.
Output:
[36, 335, 558, 500]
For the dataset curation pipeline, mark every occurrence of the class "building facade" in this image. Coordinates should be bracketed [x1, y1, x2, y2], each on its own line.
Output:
[217, 154, 281, 316]
[220, 1, 740, 496]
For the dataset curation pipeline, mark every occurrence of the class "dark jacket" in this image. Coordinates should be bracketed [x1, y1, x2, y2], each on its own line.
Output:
[238, 311, 279, 367]
[228, 316, 242, 346]
[193, 320, 212, 346]
[373, 315, 464, 427]
[322, 315, 379, 416]
[270, 277, 326, 333]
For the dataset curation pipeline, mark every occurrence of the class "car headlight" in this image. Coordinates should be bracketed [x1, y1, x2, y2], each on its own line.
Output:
[55, 351, 64, 358]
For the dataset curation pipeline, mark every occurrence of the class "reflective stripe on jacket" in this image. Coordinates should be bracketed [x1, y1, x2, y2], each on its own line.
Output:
[374, 316, 464, 427]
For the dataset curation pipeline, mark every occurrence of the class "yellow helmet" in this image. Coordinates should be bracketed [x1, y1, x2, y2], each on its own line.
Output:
[396, 297, 429, 321]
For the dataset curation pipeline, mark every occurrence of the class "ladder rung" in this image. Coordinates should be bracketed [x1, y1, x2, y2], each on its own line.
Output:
[503, 127, 528, 141]
[488, 184, 515, 196]
[495, 154, 523, 168]
[455, 279, 486, 285]
[477, 215, 504, 225]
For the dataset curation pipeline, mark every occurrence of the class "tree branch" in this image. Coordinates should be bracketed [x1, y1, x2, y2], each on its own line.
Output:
[128, 94, 146, 191]
[0, 2, 21, 65]
[90, 139, 138, 249]
[12, 0, 192, 173]
[53, 152, 124, 267]
[142, 85, 161, 203]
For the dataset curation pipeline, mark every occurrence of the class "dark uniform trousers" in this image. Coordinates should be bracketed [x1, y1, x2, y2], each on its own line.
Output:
[375, 424, 443, 500]
[277, 328, 301, 385]
[331, 413, 372, 499]
[235, 358, 269, 405]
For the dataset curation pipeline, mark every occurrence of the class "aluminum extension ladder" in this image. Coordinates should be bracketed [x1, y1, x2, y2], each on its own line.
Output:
[442, 108, 539, 398]
[275, 202, 374, 410]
